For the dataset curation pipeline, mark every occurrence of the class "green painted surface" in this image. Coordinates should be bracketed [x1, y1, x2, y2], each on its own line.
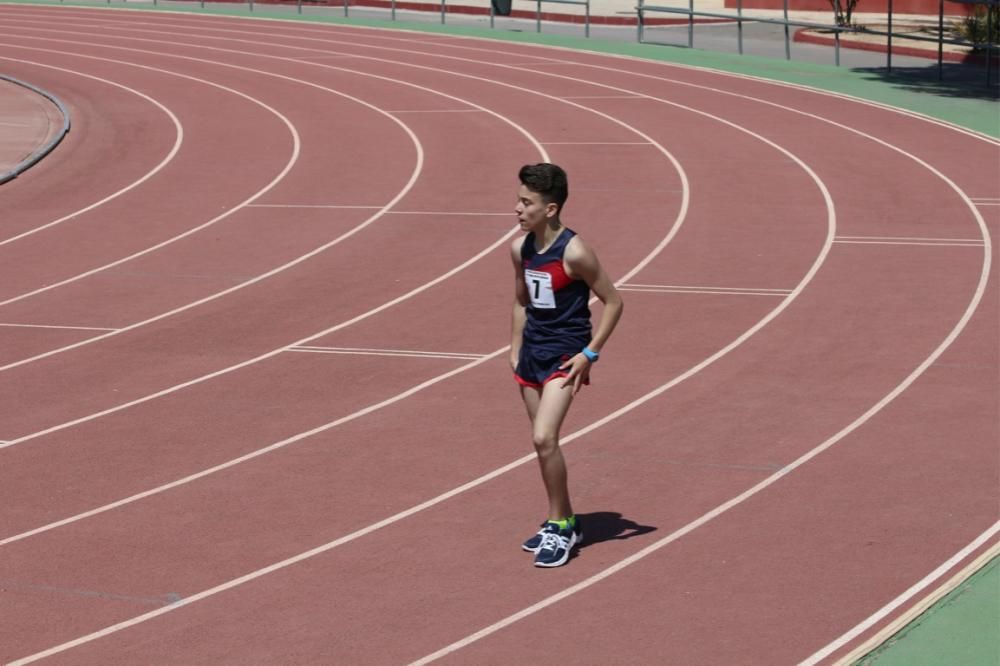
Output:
[854, 555, 1000, 666]
[4, 0, 999, 135]
[2, 3, 997, 663]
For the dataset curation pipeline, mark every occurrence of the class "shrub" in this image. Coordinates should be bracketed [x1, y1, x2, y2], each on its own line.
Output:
[956, 4, 1000, 46]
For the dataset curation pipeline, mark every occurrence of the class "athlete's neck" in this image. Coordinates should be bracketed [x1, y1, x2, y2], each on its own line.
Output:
[534, 220, 565, 251]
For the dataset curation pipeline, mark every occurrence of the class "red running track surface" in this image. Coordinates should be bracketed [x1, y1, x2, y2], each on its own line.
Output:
[0, 5, 996, 664]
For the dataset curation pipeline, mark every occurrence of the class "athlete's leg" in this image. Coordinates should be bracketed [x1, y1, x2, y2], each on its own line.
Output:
[522, 380, 575, 520]
[519, 383, 542, 424]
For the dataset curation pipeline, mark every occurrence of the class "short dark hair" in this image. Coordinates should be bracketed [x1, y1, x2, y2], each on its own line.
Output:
[519, 163, 568, 214]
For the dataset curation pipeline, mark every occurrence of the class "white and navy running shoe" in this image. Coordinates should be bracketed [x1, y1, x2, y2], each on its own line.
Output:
[522, 519, 584, 553]
[533, 523, 580, 568]
[523, 520, 582, 566]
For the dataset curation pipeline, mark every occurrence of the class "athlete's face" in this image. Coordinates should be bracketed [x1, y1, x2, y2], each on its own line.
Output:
[515, 185, 557, 232]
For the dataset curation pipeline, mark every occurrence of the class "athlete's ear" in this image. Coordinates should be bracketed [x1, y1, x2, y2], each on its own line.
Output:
[545, 202, 559, 218]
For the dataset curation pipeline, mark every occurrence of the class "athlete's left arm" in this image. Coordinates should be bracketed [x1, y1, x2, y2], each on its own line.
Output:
[560, 237, 624, 393]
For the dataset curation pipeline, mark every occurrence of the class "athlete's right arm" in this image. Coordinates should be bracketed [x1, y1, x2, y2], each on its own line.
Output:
[510, 236, 528, 371]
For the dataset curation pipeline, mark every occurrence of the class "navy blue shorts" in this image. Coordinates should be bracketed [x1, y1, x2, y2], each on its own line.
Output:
[513, 344, 589, 389]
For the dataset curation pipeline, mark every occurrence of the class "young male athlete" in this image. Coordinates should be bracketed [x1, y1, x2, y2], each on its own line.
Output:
[510, 163, 624, 568]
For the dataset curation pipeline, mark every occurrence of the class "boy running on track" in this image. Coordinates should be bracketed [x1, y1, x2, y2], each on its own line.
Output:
[510, 163, 624, 568]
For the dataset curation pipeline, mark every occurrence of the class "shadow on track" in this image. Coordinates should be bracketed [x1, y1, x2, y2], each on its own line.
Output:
[575, 511, 657, 552]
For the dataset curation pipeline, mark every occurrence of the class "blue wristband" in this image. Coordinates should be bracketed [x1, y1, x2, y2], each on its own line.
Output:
[582, 346, 600, 362]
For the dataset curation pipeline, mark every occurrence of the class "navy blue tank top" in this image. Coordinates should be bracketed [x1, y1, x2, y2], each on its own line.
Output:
[520, 228, 592, 350]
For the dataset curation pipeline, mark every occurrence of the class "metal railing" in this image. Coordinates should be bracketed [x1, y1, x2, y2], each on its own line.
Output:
[636, 0, 998, 82]
[638, 0, 846, 62]
[489, 0, 591, 37]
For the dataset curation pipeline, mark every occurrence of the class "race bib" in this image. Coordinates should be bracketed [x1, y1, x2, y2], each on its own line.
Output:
[524, 269, 556, 309]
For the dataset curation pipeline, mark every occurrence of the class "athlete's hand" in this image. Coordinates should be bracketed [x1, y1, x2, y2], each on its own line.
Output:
[509, 351, 519, 371]
[560, 354, 591, 395]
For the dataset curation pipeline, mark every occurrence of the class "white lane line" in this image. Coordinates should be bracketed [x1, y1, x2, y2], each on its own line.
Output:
[385, 211, 511, 216]
[618, 287, 789, 296]
[281, 53, 360, 61]
[0, 322, 118, 332]
[245, 204, 383, 209]
[245, 205, 510, 216]
[388, 108, 484, 113]
[0, 58, 184, 249]
[834, 240, 985, 247]
[619, 284, 792, 296]
[622, 284, 792, 292]
[286, 346, 487, 361]
[836, 235, 985, 242]
[541, 141, 653, 145]
[560, 95, 646, 100]
[803, 525, 1000, 666]
[834, 235, 984, 247]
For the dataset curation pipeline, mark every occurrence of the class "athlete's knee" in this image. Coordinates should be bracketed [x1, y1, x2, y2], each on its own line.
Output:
[532, 429, 559, 455]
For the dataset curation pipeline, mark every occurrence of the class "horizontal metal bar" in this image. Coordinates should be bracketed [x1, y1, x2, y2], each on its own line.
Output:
[637, 5, 841, 30]
[859, 27, 987, 48]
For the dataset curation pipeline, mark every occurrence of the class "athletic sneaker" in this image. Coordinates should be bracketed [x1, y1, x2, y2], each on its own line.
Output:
[521, 519, 583, 553]
[533, 522, 579, 568]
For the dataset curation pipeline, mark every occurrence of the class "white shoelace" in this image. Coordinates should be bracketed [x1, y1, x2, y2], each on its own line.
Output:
[538, 531, 568, 553]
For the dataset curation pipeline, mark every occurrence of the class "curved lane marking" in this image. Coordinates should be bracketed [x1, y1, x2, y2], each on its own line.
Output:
[0, 57, 184, 248]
